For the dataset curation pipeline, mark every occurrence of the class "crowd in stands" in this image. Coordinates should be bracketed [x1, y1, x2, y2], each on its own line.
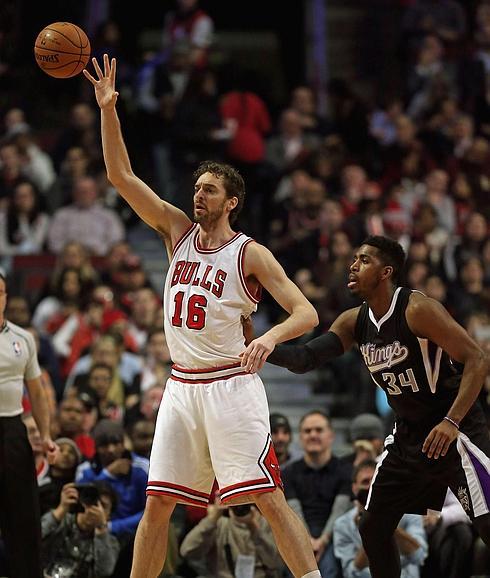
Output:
[0, 0, 489, 576]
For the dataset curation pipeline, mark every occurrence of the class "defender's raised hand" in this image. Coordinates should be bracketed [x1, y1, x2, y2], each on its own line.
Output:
[83, 53, 119, 110]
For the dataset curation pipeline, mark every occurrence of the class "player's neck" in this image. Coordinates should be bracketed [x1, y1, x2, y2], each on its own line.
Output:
[366, 284, 397, 321]
[197, 222, 235, 249]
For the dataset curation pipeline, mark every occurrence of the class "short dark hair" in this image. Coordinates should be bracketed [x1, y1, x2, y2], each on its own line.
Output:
[0, 272, 6, 285]
[352, 458, 377, 483]
[193, 160, 246, 224]
[89, 363, 113, 378]
[93, 480, 119, 513]
[362, 235, 406, 284]
[299, 409, 330, 430]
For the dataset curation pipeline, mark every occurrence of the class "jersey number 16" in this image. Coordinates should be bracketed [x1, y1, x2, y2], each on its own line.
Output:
[171, 291, 207, 330]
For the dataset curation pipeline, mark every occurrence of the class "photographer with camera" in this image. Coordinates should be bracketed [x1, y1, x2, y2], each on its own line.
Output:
[41, 481, 119, 578]
[333, 460, 428, 578]
[180, 500, 280, 578]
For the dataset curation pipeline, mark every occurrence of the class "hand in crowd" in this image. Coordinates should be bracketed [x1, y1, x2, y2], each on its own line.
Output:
[310, 534, 329, 563]
[54, 483, 79, 518]
[207, 503, 224, 522]
[84, 501, 108, 533]
[106, 457, 132, 476]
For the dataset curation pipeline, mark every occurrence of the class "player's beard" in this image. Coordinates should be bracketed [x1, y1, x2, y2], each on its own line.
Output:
[194, 200, 227, 227]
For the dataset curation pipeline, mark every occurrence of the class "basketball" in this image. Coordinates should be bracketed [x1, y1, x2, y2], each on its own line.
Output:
[34, 22, 91, 79]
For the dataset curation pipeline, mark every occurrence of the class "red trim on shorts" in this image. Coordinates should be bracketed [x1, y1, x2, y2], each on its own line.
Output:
[238, 239, 261, 304]
[147, 481, 210, 499]
[220, 485, 278, 504]
[171, 362, 241, 374]
[146, 489, 209, 508]
[220, 477, 270, 493]
[170, 371, 249, 384]
[194, 229, 243, 253]
[172, 223, 197, 257]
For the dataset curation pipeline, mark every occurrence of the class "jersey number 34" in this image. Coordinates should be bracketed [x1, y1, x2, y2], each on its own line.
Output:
[381, 368, 419, 395]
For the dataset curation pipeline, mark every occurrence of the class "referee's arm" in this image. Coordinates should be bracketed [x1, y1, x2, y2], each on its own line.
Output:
[25, 377, 57, 462]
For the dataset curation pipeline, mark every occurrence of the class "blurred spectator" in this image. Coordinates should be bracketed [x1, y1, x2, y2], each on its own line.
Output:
[180, 502, 280, 578]
[333, 459, 428, 578]
[282, 410, 351, 576]
[406, 34, 456, 122]
[51, 295, 105, 378]
[0, 180, 50, 256]
[47, 176, 125, 256]
[0, 141, 29, 208]
[412, 202, 449, 270]
[266, 108, 321, 177]
[52, 103, 101, 171]
[130, 327, 171, 394]
[341, 413, 386, 472]
[162, 0, 215, 69]
[445, 211, 488, 280]
[47, 241, 100, 294]
[12, 129, 56, 194]
[326, 78, 370, 159]
[448, 255, 490, 324]
[127, 418, 155, 460]
[49, 146, 92, 212]
[269, 413, 302, 468]
[75, 419, 148, 575]
[289, 85, 332, 137]
[2, 107, 30, 139]
[421, 489, 473, 578]
[41, 480, 119, 578]
[52, 397, 96, 460]
[402, 0, 467, 53]
[75, 363, 124, 422]
[369, 97, 403, 147]
[32, 267, 90, 335]
[68, 333, 142, 408]
[126, 287, 160, 352]
[125, 384, 165, 428]
[38, 437, 82, 515]
[99, 241, 132, 289]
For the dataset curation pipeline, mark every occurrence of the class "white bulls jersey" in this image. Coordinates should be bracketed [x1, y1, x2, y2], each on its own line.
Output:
[163, 224, 259, 370]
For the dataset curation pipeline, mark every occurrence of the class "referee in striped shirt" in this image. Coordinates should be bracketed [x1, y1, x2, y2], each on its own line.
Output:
[0, 272, 58, 577]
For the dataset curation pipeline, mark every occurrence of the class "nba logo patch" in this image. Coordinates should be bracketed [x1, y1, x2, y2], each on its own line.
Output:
[12, 341, 21, 356]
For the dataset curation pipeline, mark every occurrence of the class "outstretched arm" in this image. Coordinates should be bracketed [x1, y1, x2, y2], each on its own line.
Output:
[406, 293, 490, 459]
[240, 243, 319, 373]
[266, 307, 359, 373]
[83, 55, 191, 247]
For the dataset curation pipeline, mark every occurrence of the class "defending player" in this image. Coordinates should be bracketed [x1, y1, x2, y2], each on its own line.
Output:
[253, 235, 490, 578]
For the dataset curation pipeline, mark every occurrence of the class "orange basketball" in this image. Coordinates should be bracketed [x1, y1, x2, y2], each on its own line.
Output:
[34, 22, 91, 78]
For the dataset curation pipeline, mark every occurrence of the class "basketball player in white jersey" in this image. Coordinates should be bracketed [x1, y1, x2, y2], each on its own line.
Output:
[85, 55, 323, 578]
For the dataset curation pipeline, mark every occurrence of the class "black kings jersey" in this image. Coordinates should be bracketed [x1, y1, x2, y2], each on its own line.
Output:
[354, 287, 470, 435]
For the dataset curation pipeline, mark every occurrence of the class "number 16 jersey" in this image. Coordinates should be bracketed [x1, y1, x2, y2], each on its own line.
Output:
[164, 224, 259, 370]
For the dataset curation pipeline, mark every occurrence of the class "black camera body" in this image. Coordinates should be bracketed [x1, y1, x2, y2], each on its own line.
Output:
[231, 504, 252, 517]
[70, 483, 100, 513]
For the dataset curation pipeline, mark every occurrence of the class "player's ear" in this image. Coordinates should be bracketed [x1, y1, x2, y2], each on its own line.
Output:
[382, 266, 393, 280]
[227, 196, 238, 212]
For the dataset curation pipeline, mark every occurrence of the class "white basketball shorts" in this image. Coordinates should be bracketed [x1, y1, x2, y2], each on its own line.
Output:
[146, 365, 282, 507]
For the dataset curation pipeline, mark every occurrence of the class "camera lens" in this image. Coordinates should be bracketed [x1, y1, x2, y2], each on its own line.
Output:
[231, 505, 252, 517]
